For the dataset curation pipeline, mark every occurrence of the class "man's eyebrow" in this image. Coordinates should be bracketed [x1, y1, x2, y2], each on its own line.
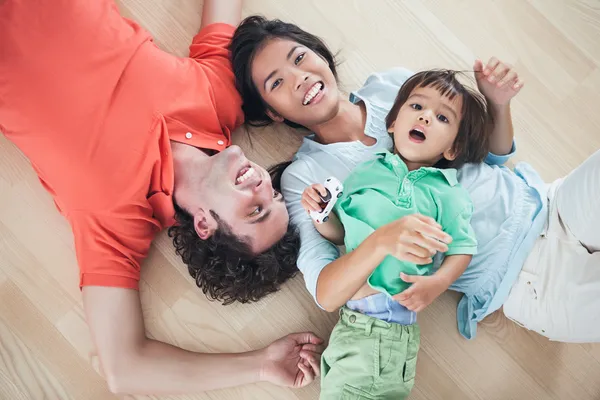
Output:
[262, 46, 301, 91]
[250, 209, 272, 225]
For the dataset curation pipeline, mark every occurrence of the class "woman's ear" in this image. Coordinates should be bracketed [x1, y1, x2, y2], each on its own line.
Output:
[266, 108, 285, 123]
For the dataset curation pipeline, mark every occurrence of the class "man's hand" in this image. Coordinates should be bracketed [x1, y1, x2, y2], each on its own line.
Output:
[260, 333, 323, 388]
[393, 273, 448, 313]
[473, 57, 524, 107]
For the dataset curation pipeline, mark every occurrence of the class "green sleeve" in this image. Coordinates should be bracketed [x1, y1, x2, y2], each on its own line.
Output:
[439, 191, 478, 256]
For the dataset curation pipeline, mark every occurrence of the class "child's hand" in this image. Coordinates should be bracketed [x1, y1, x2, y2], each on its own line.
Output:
[473, 57, 524, 106]
[301, 184, 328, 214]
[393, 273, 448, 312]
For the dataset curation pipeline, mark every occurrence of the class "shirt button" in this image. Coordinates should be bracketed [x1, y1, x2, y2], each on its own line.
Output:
[185, 132, 192, 139]
[349, 315, 356, 323]
[217, 140, 224, 146]
[391, 160, 399, 166]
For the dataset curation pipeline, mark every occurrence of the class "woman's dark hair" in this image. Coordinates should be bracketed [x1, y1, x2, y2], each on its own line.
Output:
[168, 204, 300, 305]
[386, 70, 490, 169]
[230, 15, 338, 127]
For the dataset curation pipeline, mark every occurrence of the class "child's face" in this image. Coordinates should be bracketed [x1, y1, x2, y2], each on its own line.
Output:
[390, 86, 463, 167]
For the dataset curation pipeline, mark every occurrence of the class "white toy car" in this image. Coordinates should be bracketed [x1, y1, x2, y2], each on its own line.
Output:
[310, 177, 344, 224]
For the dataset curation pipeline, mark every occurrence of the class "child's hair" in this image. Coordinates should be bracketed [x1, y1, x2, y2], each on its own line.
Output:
[386, 70, 490, 169]
[230, 15, 338, 128]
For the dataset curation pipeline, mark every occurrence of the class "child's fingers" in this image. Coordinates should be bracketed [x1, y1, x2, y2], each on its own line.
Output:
[484, 57, 500, 76]
[488, 63, 509, 83]
[513, 78, 525, 90]
[497, 70, 518, 88]
[413, 214, 442, 229]
[414, 304, 427, 313]
[403, 299, 418, 311]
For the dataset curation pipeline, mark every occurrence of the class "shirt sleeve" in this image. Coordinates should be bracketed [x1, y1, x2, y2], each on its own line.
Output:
[189, 22, 235, 64]
[353, 67, 415, 109]
[188, 23, 244, 133]
[281, 160, 340, 308]
[439, 189, 478, 256]
[484, 140, 516, 166]
[69, 208, 160, 289]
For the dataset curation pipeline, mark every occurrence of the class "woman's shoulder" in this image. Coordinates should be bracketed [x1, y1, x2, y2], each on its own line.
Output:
[354, 67, 414, 106]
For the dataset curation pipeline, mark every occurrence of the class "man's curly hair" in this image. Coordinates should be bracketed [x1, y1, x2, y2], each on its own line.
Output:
[168, 205, 300, 305]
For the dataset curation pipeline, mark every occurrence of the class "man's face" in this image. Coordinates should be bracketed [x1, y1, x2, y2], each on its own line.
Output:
[196, 145, 289, 253]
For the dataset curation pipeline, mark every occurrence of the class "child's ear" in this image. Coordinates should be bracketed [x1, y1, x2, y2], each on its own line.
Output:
[443, 147, 458, 161]
[266, 108, 284, 123]
[387, 120, 396, 134]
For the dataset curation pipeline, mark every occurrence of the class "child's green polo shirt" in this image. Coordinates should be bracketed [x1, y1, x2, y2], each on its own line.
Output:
[334, 150, 477, 295]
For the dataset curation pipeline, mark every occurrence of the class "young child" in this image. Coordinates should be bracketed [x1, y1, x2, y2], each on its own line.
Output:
[302, 69, 512, 399]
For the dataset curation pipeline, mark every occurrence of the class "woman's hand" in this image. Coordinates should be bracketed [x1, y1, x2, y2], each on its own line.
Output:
[474, 57, 524, 106]
[301, 184, 327, 214]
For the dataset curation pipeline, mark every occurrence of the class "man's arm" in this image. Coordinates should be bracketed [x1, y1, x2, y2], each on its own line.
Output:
[83, 287, 321, 395]
[200, 0, 243, 29]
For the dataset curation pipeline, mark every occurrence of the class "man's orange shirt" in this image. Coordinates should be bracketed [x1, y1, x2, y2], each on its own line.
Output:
[0, 1, 244, 289]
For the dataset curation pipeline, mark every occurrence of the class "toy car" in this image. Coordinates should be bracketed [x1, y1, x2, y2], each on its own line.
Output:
[310, 177, 343, 224]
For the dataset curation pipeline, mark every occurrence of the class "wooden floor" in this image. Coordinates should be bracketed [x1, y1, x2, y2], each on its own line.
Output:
[1, 0, 600, 399]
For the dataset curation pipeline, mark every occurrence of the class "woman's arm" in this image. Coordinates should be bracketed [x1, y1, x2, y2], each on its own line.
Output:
[313, 212, 345, 246]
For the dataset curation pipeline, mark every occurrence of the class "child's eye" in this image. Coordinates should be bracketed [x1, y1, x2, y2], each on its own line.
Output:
[294, 53, 305, 65]
[271, 79, 282, 90]
[437, 114, 449, 123]
[410, 103, 422, 110]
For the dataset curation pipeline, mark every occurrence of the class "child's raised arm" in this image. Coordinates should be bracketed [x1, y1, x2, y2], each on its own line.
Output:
[473, 57, 524, 156]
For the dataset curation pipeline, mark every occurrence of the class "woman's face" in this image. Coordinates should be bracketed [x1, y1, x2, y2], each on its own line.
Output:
[251, 38, 340, 128]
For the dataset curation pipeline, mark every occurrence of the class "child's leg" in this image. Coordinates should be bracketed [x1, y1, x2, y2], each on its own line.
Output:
[320, 307, 420, 400]
[554, 149, 600, 252]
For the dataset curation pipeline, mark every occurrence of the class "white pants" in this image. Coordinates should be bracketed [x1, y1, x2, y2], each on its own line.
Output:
[503, 150, 600, 343]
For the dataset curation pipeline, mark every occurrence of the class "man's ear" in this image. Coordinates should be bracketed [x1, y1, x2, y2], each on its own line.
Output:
[193, 209, 217, 240]
[266, 108, 285, 123]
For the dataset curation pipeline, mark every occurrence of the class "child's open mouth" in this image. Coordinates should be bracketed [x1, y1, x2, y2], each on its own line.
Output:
[409, 129, 426, 143]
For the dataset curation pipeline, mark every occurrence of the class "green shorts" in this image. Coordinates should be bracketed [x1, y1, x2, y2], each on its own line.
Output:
[320, 307, 420, 400]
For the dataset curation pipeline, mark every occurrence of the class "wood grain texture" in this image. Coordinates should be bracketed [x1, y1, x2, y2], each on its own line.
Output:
[1, 0, 599, 399]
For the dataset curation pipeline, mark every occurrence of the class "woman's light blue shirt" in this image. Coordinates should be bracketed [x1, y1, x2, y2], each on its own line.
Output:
[280, 68, 548, 339]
